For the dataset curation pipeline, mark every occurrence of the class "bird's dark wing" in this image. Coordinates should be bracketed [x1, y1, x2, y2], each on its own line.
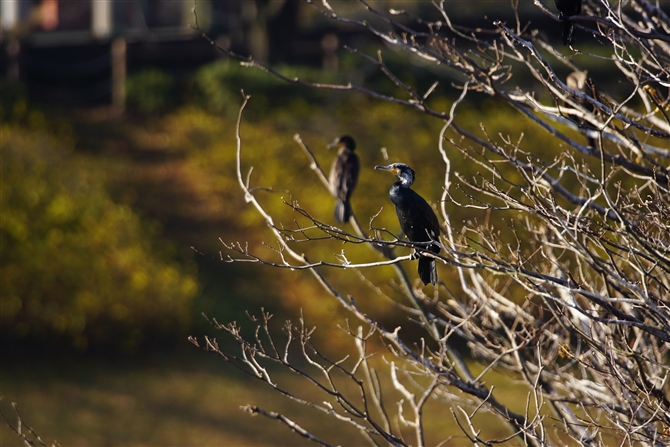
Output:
[412, 193, 440, 240]
[343, 152, 360, 201]
[395, 191, 441, 256]
[409, 192, 440, 284]
[331, 150, 359, 202]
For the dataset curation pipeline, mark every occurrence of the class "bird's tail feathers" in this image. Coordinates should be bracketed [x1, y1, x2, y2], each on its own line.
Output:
[334, 200, 352, 224]
[418, 257, 438, 286]
[562, 18, 574, 45]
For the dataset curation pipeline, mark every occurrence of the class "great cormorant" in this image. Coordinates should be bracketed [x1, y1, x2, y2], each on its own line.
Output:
[554, 0, 581, 45]
[328, 135, 360, 224]
[375, 163, 440, 286]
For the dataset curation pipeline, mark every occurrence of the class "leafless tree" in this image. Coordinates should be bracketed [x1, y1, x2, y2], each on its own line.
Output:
[0, 400, 55, 447]
[191, 1, 670, 445]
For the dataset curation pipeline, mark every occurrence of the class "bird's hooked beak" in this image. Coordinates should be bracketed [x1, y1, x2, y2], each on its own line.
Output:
[327, 138, 342, 150]
[375, 164, 399, 175]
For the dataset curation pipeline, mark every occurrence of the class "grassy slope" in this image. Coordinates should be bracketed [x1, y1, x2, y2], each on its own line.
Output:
[2, 349, 529, 446]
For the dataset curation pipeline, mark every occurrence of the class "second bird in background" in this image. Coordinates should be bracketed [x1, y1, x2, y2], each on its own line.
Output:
[328, 135, 360, 224]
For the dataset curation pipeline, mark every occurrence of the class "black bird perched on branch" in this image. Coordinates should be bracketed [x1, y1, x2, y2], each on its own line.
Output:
[328, 135, 360, 224]
[554, 0, 581, 45]
[375, 163, 440, 285]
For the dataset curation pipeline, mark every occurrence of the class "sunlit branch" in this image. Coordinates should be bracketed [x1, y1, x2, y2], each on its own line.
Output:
[242, 406, 337, 447]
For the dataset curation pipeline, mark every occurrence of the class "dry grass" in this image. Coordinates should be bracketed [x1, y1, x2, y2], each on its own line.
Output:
[2, 347, 533, 446]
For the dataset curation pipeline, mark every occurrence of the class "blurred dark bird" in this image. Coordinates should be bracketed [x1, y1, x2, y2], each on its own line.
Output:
[328, 135, 360, 224]
[554, 0, 581, 45]
[375, 163, 440, 286]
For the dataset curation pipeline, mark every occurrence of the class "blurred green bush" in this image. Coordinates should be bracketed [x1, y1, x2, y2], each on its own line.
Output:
[126, 68, 176, 114]
[188, 61, 341, 117]
[0, 120, 198, 352]
[0, 60, 572, 353]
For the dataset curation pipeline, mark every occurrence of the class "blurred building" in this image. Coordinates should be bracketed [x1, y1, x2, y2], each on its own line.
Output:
[0, 0, 222, 106]
[0, 0, 325, 107]
[1, 0, 505, 108]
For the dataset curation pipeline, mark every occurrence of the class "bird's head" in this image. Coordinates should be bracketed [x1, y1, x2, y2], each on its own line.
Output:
[374, 163, 415, 187]
[328, 135, 356, 151]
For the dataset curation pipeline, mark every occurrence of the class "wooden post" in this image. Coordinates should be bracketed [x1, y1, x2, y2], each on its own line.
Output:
[6, 38, 21, 82]
[111, 38, 126, 115]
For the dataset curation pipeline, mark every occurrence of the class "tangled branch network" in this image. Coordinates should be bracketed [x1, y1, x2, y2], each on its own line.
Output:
[190, 1, 670, 446]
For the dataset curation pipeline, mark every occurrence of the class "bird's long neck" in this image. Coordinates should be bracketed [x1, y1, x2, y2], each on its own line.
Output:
[339, 147, 352, 157]
[398, 172, 414, 188]
[391, 178, 412, 192]
[389, 181, 411, 206]
[390, 172, 413, 194]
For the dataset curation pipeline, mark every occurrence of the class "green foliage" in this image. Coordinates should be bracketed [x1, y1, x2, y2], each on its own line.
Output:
[0, 80, 27, 122]
[0, 124, 198, 352]
[126, 69, 176, 114]
[0, 62, 568, 351]
[188, 61, 339, 118]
